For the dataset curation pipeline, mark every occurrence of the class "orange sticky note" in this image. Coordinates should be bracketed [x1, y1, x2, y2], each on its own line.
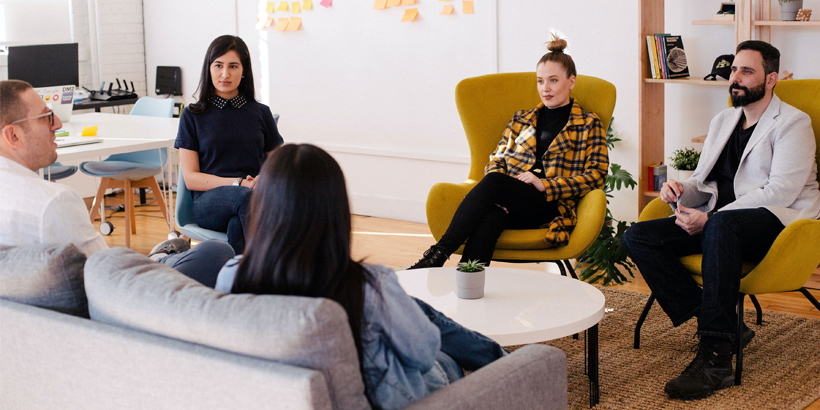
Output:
[441, 4, 454, 14]
[292, 2, 300, 13]
[386, 0, 400, 6]
[303, 0, 312, 10]
[256, 17, 265, 29]
[463, 1, 473, 14]
[264, 17, 275, 28]
[286, 17, 301, 30]
[277, 2, 289, 11]
[274, 18, 289, 31]
[401, 0, 416, 4]
[374, 0, 387, 9]
[81, 126, 98, 137]
[265, 2, 276, 13]
[400, 8, 418, 22]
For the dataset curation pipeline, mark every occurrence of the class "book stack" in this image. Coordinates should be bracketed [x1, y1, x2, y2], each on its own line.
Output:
[646, 34, 690, 79]
[647, 163, 667, 191]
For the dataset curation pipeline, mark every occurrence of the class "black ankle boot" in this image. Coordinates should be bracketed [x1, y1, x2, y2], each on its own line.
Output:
[408, 245, 449, 270]
[665, 337, 734, 400]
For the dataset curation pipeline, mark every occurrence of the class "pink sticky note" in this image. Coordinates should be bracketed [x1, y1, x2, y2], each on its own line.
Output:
[320, 0, 332, 7]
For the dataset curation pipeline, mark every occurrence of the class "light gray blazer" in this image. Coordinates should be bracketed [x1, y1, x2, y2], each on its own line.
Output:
[679, 94, 820, 226]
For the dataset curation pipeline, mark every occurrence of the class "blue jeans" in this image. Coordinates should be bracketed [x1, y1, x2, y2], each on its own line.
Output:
[193, 186, 253, 254]
[414, 298, 507, 376]
[157, 240, 235, 288]
[622, 208, 784, 340]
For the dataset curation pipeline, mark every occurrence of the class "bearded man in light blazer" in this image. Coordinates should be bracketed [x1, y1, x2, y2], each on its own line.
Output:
[623, 40, 820, 401]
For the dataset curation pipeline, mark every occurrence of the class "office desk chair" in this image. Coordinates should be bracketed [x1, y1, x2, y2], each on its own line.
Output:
[80, 97, 175, 248]
[39, 162, 78, 181]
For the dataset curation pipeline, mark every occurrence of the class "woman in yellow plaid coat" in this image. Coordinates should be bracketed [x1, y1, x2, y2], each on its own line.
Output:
[410, 36, 609, 269]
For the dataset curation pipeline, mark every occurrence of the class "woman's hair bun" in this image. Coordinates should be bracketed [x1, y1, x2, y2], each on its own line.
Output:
[545, 33, 567, 53]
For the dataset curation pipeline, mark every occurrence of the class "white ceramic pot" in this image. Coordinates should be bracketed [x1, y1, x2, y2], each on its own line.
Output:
[456, 269, 485, 299]
[780, 0, 803, 21]
[677, 169, 695, 181]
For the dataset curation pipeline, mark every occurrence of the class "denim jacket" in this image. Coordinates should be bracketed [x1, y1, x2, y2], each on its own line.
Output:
[215, 259, 445, 410]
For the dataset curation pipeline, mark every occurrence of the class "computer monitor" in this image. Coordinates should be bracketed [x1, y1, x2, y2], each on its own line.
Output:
[7, 43, 79, 88]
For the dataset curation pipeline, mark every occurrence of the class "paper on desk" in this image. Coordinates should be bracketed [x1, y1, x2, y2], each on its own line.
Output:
[463, 0, 473, 13]
[286, 17, 302, 30]
[81, 126, 98, 137]
[401, 8, 418, 22]
[441, 4, 454, 14]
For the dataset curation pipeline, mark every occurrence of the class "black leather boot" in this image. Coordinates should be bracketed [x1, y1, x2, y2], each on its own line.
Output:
[665, 337, 734, 400]
[408, 245, 449, 270]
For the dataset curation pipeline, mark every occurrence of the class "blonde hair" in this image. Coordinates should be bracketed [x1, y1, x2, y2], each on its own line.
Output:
[537, 33, 576, 78]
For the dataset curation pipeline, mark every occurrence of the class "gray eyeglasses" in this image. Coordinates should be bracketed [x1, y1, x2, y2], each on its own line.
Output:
[10, 110, 54, 126]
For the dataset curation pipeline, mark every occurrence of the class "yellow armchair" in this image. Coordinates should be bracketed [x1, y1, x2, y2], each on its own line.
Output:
[633, 79, 820, 386]
[426, 73, 616, 276]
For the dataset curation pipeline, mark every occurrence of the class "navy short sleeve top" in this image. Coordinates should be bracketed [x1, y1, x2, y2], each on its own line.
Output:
[175, 95, 283, 198]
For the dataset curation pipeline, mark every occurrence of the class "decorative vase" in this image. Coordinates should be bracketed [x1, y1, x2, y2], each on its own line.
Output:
[677, 169, 695, 181]
[455, 269, 485, 299]
[780, 0, 803, 21]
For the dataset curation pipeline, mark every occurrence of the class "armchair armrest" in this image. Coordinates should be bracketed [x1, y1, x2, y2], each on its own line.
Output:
[741, 218, 820, 295]
[426, 180, 479, 241]
[405, 344, 567, 410]
[638, 197, 673, 222]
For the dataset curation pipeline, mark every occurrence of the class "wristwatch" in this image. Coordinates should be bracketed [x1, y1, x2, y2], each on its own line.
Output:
[232, 177, 243, 187]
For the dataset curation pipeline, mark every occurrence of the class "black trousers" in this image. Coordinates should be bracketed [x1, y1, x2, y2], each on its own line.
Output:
[437, 172, 560, 265]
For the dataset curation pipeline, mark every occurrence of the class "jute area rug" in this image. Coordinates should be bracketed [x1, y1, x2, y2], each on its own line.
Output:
[508, 287, 820, 410]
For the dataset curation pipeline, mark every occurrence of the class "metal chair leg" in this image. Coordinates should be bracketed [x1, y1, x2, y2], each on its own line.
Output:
[735, 293, 745, 386]
[749, 294, 763, 325]
[555, 261, 568, 277]
[563, 259, 578, 279]
[799, 288, 820, 313]
[634, 293, 656, 349]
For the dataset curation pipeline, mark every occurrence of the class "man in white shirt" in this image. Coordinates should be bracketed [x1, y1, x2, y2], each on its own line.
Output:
[0, 79, 234, 287]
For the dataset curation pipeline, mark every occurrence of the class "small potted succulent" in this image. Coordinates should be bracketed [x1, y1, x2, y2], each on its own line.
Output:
[778, 0, 804, 21]
[669, 147, 701, 181]
[455, 260, 486, 299]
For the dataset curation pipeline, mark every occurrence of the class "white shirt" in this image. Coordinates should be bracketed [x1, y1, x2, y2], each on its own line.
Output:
[0, 156, 108, 257]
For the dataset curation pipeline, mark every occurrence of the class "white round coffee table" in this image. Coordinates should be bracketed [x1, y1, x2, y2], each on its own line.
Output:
[397, 266, 605, 406]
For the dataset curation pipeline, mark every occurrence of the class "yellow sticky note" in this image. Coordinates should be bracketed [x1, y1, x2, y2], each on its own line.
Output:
[374, 0, 387, 9]
[292, 2, 300, 13]
[303, 0, 312, 10]
[401, 0, 416, 4]
[400, 8, 418, 22]
[386, 0, 400, 7]
[265, 2, 276, 13]
[441, 4, 454, 14]
[274, 18, 289, 31]
[277, 2, 289, 11]
[463, 0, 473, 14]
[286, 17, 301, 30]
[81, 126, 98, 137]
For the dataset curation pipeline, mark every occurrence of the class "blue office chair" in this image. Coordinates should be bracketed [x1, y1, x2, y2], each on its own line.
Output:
[174, 169, 229, 242]
[39, 162, 78, 180]
[80, 96, 175, 248]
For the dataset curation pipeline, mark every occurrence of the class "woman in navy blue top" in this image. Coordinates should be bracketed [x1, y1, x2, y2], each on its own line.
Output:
[175, 35, 283, 253]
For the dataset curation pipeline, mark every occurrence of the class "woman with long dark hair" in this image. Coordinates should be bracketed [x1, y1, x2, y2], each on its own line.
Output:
[215, 144, 507, 410]
[174, 35, 283, 254]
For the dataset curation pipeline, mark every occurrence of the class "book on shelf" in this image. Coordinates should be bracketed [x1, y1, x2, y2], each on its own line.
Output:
[663, 35, 689, 79]
[647, 163, 666, 191]
[645, 36, 658, 79]
[655, 34, 667, 79]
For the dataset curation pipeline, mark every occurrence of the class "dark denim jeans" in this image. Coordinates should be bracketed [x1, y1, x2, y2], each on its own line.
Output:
[622, 208, 784, 340]
[437, 172, 560, 265]
[414, 298, 507, 373]
[157, 240, 235, 288]
[193, 186, 253, 254]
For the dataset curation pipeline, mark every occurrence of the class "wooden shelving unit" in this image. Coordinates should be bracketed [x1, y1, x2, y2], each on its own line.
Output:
[637, 0, 817, 211]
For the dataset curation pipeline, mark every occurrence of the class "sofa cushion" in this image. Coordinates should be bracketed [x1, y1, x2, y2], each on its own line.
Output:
[0, 244, 88, 317]
[84, 247, 369, 410]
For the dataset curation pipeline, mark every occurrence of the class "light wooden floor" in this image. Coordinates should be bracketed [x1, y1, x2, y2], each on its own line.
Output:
[91, 190, 820, 409]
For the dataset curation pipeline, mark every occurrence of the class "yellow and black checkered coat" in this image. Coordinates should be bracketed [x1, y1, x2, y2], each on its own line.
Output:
[485, 100, 609, 247]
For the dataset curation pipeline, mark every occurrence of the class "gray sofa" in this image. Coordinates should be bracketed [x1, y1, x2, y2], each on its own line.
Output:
[0, 245, 568, 410]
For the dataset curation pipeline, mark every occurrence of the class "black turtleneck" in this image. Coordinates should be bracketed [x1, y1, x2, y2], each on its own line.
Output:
[530, 102, 572, 177]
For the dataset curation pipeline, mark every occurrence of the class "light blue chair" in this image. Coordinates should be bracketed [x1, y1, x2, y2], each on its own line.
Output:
[174, 169, 229, 242]
[80, 97, 175, 248]
[39, 162, 78, 180]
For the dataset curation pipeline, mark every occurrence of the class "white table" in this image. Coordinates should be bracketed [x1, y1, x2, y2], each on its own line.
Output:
[56, 113, 179, 236]
[397, 267, 605, 406]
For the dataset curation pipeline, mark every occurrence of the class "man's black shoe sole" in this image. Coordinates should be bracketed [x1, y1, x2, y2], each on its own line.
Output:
[665, 375, 735, 400]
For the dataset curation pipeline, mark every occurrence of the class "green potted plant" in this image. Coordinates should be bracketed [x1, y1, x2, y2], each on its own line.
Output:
[669, 147, 701, 181]
[576, 119, 638, 286]
[456, 260, 486, 299]
[778, 0, 803, 21]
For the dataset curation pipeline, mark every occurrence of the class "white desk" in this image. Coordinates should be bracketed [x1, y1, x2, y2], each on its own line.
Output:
[397, 267, 605, 407]
[56, 113, 179, 235]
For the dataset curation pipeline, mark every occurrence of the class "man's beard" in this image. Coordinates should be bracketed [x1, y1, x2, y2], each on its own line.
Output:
[730, 81, 766, 107]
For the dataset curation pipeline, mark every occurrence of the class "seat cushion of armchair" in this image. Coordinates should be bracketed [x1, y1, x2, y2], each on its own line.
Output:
[84, 247, 368, 410]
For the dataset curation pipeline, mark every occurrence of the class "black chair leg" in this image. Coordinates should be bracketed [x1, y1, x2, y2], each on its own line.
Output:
[634, 293, 656, 349]
[749, 294, 763, 325]
[555, 261, 568, 277]
[799, 288, 820, 313]
[735, 293, 745, 386]
[563, 259, 578, 279]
